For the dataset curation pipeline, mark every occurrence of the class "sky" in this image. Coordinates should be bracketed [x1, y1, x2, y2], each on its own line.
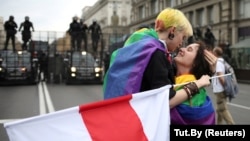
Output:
[0, 0, 98, 32]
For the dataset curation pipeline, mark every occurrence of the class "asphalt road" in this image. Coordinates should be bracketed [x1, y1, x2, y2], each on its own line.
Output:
[205, 83, 250, 124]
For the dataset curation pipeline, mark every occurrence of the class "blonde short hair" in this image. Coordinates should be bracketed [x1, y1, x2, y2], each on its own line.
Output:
[155, 8, 193, 37]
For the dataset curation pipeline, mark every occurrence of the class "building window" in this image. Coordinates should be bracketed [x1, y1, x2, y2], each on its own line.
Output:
[189, 11, 194, 26]
[167, 0, 176, 7]
[238, 27, 250, 40]
[238, 0, 250, 19]
[150, 0, 158, 15]
[196, 8, 204, 26]
[164, 0, 169, 7]
[139, 5, 145, 19]
[207, 6, 214, 24]
[176, 0, 184, 5]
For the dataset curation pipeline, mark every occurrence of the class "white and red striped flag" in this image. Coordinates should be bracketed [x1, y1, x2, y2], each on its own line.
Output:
[4, 85, 171, 141]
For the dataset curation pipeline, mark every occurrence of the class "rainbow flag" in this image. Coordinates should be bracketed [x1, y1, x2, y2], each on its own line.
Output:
[170, 74, 215, 125]
[103, 29, 165, 99]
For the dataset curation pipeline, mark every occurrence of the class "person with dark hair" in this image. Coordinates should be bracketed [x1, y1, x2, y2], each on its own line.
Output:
[79, 19, 88, 51]
[68, 16, 82, 51]
[19, 16, 35, 50]
[3, 15, 18, 51]
[171, 41, 215, 125]
[88, 20, 102, 54]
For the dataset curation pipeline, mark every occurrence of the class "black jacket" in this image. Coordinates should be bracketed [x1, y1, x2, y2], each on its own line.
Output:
[140, 49, 176, 99]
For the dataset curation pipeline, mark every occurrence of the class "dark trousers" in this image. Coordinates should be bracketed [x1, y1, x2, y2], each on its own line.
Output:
[4, 34, 15, 51]
[71, 37, 81, 51]
[92, 38, 99, 53]
[22, 31, 31, 50]
[39, 69, 48, 81]
[81, 34, 88, 51]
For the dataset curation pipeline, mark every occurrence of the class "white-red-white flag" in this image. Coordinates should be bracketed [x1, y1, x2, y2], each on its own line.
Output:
[4, 85, 171, 141]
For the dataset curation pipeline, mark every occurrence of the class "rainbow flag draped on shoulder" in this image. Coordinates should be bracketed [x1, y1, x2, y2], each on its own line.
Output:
[170, 74, 215, 125]
[103, 28, 165, 99]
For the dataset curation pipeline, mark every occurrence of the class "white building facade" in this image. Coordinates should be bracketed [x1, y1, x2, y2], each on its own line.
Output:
[82, 0, 132, 34]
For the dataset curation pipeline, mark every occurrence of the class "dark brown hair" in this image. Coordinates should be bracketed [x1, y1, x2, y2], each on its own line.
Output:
[190, 41, 213, 79]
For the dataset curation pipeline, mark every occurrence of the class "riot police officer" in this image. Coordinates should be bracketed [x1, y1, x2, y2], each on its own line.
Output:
[204, 26, 216, 49]
[19, 16, 35, 51]
[68, 16, 81, 51]
[88, 20, 102, 54]
[39, 52, 48, 81]
[3, 15, 18, 51]
[79, 19, 88, 52]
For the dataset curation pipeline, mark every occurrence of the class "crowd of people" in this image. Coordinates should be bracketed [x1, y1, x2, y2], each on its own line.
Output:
[192, 25, 216, 50]
[68, 16, 102, 54]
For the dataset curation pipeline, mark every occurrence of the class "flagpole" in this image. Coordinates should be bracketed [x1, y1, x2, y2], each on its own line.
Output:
[173, 73, 232, 87]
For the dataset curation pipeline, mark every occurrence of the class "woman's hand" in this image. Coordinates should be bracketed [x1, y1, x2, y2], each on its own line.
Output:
[195, 75, 211, 88]
[204, 49, 217, 74]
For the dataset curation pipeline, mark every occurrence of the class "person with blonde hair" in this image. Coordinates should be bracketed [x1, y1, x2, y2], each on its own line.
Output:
[103, 8, 216, 111]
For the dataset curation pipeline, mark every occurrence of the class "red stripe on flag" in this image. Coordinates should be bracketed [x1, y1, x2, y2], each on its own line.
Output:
[79, 94, 148, 141]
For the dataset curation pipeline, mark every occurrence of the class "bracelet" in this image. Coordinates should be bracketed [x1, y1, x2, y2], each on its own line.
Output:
[184, 82, 199, 97]
[183, 86, 192, 106]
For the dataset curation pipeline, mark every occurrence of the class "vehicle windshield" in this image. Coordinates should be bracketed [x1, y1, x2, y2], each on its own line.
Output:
[71, 52, 95, 67]
[2, 53, 31, 67]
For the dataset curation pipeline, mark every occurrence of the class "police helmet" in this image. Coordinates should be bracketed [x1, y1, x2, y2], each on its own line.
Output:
[25, 16, 29, 21]
[9, 15, 14, 20]
[73, 16, 78, 21]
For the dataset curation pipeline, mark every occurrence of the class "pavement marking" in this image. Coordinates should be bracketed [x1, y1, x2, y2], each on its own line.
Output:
[228, 102, 250, 110]
[1, 81, 55, 124]
[38, 82, 46, 115]
[42, 81, 55, 113]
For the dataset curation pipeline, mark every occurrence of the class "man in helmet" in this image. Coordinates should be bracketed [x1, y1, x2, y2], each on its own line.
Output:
[88, 19, 102, 55]
[194, 25, 203, 41]
[204, 26, 216, 49]
[3, 15, 18, 51]
[79, 19, 88, 51]
[68, 16, 82, 51]
[19, 16, 35, 50]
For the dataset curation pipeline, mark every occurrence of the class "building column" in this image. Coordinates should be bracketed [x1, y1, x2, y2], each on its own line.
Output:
[231, 23, 238, 45]
[193, 10, 197, 27]
[204, 7, 208, 26]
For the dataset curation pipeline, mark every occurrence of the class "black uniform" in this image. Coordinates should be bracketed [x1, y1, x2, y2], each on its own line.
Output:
[4, 16, 18, 51]
[68, 20, 81, 51]
[204, 27, 216, 49]
[140, 50, 176, 99]
[19, 19, 34, 50]
[80, 21, 88, 51]
[88, 21, 102, 54]
[39, 53, 48, 81]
